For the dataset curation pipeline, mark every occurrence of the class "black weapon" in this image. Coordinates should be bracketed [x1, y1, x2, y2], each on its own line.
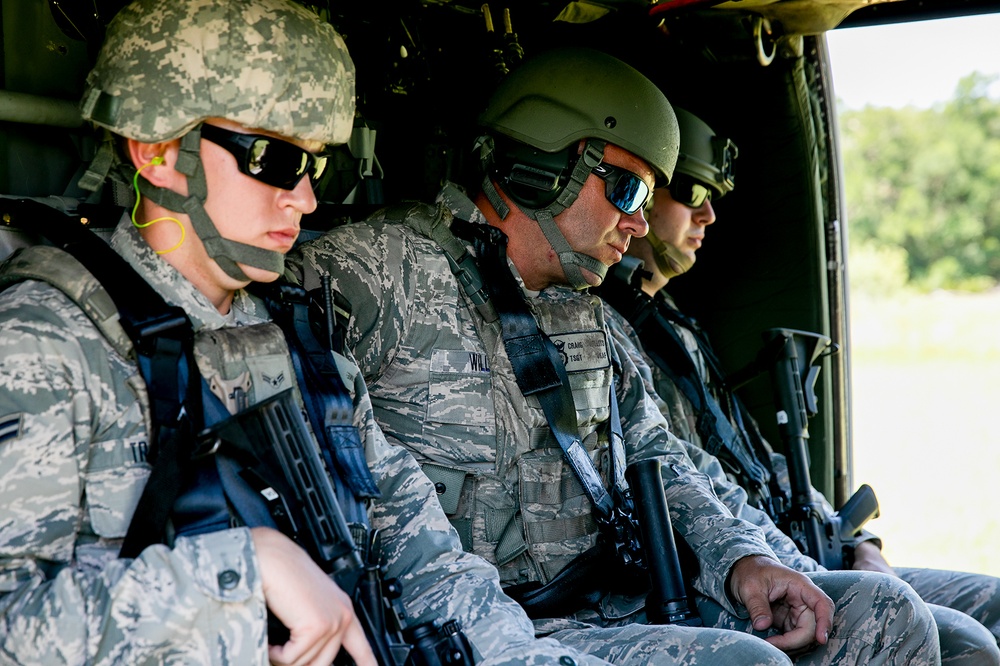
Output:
[201, 389, 475, 666]
[763, 328, 880, 570]
[625, 459, 702, 626]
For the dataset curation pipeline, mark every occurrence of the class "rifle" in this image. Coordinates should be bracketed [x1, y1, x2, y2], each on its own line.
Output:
[201, 389, 475, 666]
[763, 328, 880, 571]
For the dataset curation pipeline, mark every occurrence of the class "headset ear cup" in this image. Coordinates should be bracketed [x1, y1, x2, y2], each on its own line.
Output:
[492, 141, 577, 209]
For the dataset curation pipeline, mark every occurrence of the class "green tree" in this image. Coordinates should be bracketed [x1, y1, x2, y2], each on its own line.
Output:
[840, 73, 1000, 291]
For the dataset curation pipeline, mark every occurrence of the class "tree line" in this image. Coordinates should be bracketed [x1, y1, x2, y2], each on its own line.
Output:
[840, 73, 1000, 292]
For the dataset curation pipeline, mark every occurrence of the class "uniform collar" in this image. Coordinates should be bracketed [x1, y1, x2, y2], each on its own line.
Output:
[110, 216, 267, 331]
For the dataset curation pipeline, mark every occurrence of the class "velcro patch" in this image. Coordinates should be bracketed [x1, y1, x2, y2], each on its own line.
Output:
[548, 330, 610, 373]
[0, 414, 23, 444]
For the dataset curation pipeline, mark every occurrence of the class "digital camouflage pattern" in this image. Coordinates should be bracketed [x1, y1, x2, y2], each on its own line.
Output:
[0, 214, 607, 666]
[80, 0, 355, 145]
[603, 294, 999, 664]
[287, 184, 938, 664]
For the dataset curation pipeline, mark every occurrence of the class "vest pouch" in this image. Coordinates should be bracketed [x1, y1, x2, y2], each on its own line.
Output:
[422, 349, 496, 463]
[421, 463, 467, 515]
[516, 449, 598, 582]
[421, 462, 474, 550]
[195, 323, 294, 411]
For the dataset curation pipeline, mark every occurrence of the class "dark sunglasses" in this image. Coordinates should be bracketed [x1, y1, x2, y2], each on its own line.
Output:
[200, 124, 328, 191]
[591, 162, 653, 216]
[668, 173, 713, 209]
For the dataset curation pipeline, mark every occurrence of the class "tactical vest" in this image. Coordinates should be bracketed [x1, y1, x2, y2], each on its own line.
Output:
[0, 243, 301, 430]
[384, 204, 616, 586]
[596, 267, 784, 519]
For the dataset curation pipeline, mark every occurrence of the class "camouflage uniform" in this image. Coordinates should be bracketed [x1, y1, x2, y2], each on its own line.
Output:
[288, 183, 939, 665]
[604, 293, 999, 664]
[0, 215, 606, 666]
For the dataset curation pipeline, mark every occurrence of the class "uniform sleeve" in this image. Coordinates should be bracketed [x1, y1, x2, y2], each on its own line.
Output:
[685, 444, 823, 573]
[607, 325, 778, 616]
[343, 349, 609, 666]
[288, 214, 423, 384]
[0, 283, 268, 665]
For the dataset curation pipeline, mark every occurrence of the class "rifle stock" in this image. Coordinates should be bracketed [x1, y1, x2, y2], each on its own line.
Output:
[763, 328, 880, 570]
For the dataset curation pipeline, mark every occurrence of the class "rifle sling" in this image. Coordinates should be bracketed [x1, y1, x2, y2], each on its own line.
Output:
[649, 312, 770, 486]
[654, 303, 775, 471]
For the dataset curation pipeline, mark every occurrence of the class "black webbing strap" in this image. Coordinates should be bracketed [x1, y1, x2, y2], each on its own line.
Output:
[254, 280, 380, 515]
[651, 299, 780, 493]
[597, 272, 777, 513]
[451, 219, 618, 523]
[11, 199, 205, 558]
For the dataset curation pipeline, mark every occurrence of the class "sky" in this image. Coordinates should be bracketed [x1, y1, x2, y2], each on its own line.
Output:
[825, 12, 1000, 110]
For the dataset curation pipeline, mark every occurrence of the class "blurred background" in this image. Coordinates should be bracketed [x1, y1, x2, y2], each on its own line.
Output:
[827, 15, 1000, 578]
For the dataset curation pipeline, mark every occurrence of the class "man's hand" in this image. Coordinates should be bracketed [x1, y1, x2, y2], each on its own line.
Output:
[851, 540, 897, 576]
[251, 527, 376, 666]
[728, 555, 834, 653]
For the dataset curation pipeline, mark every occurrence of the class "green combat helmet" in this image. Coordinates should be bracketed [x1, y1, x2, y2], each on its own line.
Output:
[477, 47, 679, 289]
[646, 106, 738, 278]
[78, 0, 355, 281]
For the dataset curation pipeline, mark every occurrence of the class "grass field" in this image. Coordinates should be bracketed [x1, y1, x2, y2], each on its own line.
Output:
[848, 290, 1000, 577]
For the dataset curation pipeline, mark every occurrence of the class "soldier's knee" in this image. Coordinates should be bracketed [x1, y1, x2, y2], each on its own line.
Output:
[933, 604, 1000, 666]
[741, 638, 792, 666]
[889, 574, 933, 616]
[704, 632, 791, 666]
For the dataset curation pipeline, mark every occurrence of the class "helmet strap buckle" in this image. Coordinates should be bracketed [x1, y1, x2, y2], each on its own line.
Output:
[175, 126, 203, 178]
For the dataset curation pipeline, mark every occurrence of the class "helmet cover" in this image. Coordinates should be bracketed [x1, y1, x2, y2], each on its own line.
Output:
[81, 0, 355, 146]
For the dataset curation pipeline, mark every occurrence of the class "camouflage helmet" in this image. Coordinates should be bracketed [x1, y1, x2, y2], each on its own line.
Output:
[80, 0, 355, 146]
[674, 107, 737, 198]
[479, 47, 678, 186]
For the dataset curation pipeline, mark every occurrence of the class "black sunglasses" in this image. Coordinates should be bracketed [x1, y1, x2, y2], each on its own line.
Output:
[591, 162, 653, 216]
[200, 124, 328, 191]
[668, 173, 713, 209]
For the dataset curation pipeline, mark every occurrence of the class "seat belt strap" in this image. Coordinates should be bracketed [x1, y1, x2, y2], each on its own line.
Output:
[452, 218, 621, 523]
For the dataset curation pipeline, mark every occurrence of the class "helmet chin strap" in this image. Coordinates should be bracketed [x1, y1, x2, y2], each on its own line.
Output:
[645, 228, 694, 279]
[483, 139, 610, 290]
[128, 126, 285, 281]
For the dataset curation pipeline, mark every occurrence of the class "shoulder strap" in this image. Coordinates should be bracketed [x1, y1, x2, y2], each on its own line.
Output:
[252, 278, 381, 506]
[0, 244, 133, 358]
[1, 199, 204, 557]
[394, 202, 497, 323]
[450, 219, 633, 528]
